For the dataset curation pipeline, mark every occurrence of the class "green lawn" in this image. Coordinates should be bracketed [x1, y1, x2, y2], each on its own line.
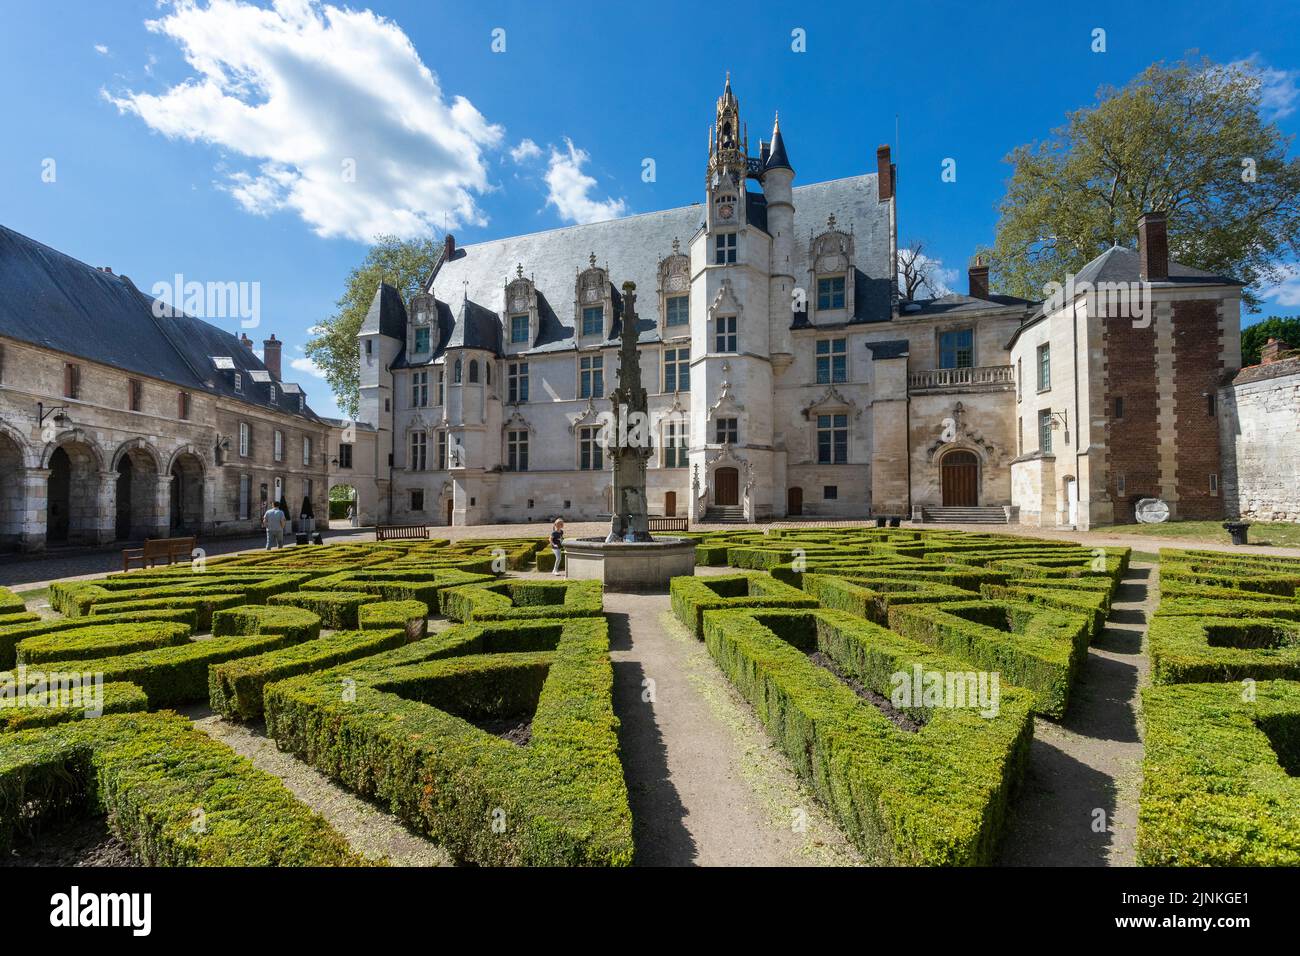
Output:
[1105, 520, 1300, 549]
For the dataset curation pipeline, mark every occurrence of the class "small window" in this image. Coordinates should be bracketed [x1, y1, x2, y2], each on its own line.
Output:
[823, 485, 838, 500]
[1038, 409, 1053, 454]
[1037, 344, 1051, 391]
[666, 295, 689, 327]
[1209, 473, 1219, 495]
[508, 361, 530, 403]
[939, 329, 974, 369]
[1207, 393, 1216, 417]
[663, 420, 689, 467]
[453, 358, 462, 383]
[365, 339, 373, 356]
[273, 429, 284, 462]
[506, 430, 529, 472]
[582, 307, 603, 337]
[511, 314, 529, 344]
[64, 363, 81, 400]
[817, 414, 848, 464]
[715, 316, 737, 353]
[302, 435, 312, 467]
[715, 417, 738, 444]
[128, 379, 143, 411]
[338, 443, 353, 469]
[411, 370, 429, 408]
[234, 372, 243, 393]
[299, 394, 305, 412]
[1114, 396, 1125, 420]
[437, 431, 448, 470]
[664, 347, 690, 392]
[579, 355, 604, 398]
[414, 327, 431, 353]
[714, 233, 737, 265]
[816, 276, 845, 310]
[469, 360, 479, 383]
[238, 422, 251, 457]
[178, 392, 191, 421]
[409, 431, 427, 470]
[410, 489, 425, 511]
[815, 339, 847, 384]
[1117, 473, 1127, 495]
[578, 426, 604, 471]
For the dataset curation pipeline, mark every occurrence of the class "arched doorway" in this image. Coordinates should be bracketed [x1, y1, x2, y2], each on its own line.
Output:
[114, 446, 160, 541]
[713, 467, 739, 506]
[170, 452, 205, 534]
[0, 432, 24, 550]
[940, 450, 979, 506]
[787, 486, 803, 516]
[329, 483, 358, 527]
[664, 491, 677, 518]
[47, 441, 99, 544]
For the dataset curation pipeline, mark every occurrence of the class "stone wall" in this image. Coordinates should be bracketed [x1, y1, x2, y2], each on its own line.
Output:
[1220, 357, 1300, 521]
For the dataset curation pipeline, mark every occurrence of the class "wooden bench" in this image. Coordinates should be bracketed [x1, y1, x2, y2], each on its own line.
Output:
[375, 524, 430, 541]
[122, 536, 198, 572]
[648, 517, 689, 533]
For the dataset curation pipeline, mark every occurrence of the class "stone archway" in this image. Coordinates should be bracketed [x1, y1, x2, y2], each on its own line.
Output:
[114, 445, 161, 541]
[940, 449, 980, 507]
[0, 430, 25, 550]
[713, 467, 739, 506]
[46, 440, 100, 544]
[169, 450, 205, 534]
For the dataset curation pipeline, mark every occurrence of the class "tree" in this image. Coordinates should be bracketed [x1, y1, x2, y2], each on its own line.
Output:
[896, 240, 949, 300]
[305, 235, 436, 418]
[1241, 316, 1300, 366]
[990, 57, 1300, 310]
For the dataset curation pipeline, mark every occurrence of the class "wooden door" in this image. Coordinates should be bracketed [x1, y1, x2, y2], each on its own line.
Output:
[940, 451, 979, 506]
[787, 487, 803, 516]
[714, 467, 739, 506]
[664, 491, 677, 517]
[445, 499, 453, 526]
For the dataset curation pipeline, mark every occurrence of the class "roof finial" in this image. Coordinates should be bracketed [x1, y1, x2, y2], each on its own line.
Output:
[672, 237, 681, 255]
[827, 213, 837, 230]
[515, 262, 523, 278]
[773, 110, 780, 132]
[589, 251, 597, 269]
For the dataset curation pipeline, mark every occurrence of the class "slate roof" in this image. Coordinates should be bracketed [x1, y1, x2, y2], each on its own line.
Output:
[420, 175, 895, 356]
[1073, 244, 1240, 288]
[765, 124, 792, 172]
[0, 224, 320, 422]
[866, 339, 910, 360]
[901, 292, 1035, 317]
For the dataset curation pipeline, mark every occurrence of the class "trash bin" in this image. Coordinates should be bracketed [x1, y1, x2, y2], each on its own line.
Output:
[875, 516, 888, 528]
[1222, 520, 1251, 546]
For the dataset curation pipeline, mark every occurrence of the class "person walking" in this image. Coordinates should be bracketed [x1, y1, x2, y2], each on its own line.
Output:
[263, 500, 287, 550]
[550, 518, 565, 576]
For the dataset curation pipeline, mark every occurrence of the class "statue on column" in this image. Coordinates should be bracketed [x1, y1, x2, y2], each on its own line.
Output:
[610, 281, 653, 541]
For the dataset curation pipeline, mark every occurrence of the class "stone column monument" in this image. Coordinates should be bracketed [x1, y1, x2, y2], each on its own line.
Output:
[610, 281, 653, 541]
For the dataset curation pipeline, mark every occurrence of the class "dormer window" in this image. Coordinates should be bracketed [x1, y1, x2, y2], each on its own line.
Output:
[817, 277, 845, 310]
[666, 296, 689, 327]
[510, 314, 529, 344]
[414, 327, 431, 353]
[809, 219, 855, 320]
[504, 265, 539, 352]
[582, 306, 603, 337]
[575, 253, 611, 340]
[234, 372, 243, 393]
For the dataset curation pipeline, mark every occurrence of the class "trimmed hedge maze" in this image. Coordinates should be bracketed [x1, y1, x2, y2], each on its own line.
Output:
[1138, 549, 1300, 865]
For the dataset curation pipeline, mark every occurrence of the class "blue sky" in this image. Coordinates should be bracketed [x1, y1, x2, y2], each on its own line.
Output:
[3, 0, 1298, 419]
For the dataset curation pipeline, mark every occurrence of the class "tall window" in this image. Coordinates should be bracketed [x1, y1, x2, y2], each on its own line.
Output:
[816, 276, 845, 310]
[1016, 358, 1022, 401]
[238, 474, 251, 520]
[234, 372, 243, 394]
[511, 314, 529, 344]
[1037, 344, 1051, 391]
[817, 414, 848, 464]
[338, 443, 353, 469]
[411, 370, 428, 407]
[940, 329, 974, 369]
[302, 478, 313, 505]
[128, 379, 143, 411]
[579, 426, 604, 470]
[582, 306, 603, 337]
[714, 233, 737, 265]
[580, 355, 604, 398]
[453, 358, 462, 383]
[666, 295, 689, 328]
[1038, 409, 1053, 454]
[436, 370, 445, 406]
[414, 327, 431, 353]
[715, 417, 738, 444]
[816, 338, 847, 384]
[664, 420, 689, 467]
[437, 431, 448, 470]
[238, 421, 250, 457]
[273, 429, 284, 462]
[507, 361, 529, 403]
[715, 316, 737, 353]
[178, 391, 191, 420]
[468, 360, 479, 383]
[63, 363, 80, 399]
[663, 347, 690, 392]
[410, 431, 427, 470]
[507, 430, 529, 471]
[302, 435, 312, 466]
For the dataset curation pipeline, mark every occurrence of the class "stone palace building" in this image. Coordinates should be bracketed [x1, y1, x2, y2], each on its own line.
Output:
[0, 79, 1264, 545]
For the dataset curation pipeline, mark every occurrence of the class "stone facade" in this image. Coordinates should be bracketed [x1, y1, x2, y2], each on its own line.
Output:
[1220, 347, 1300, 522]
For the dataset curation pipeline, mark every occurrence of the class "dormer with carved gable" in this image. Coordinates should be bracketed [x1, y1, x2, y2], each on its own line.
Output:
[807, 215, 855, 323]
[408, 291, 438, 360]
[658, 238, 691, 339]
[575, 253, 612, 342]
[503, 264, 538, 354]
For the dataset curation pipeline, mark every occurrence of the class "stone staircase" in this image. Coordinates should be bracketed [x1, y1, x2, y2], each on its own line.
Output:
[921, 506, 1008, 525]
[703, 505, 747, 524]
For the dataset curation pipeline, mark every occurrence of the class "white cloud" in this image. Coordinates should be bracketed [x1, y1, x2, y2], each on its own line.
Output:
[105, 0, 503, 242]
[1262, 262, 1300, 307]
[1228, 55, 1300, 120]
[509, 138, 542, 163]
[94, 44, 109, 55]
[544, 137, 627, 225]
[290, 356, 327, 378]
[897, 251, 956, 298]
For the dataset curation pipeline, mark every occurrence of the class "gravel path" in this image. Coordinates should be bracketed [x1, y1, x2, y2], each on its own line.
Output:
[998, 562, 1156, 865]
[606, 587, 859, 867]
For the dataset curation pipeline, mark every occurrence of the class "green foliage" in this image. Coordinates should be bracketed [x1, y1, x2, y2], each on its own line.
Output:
[669, 573, 817, 637]
[440, 580, 603, 623]
[0, 683, 148, 733]
[701, 609, 1033, 864]
[0, 609, 196, 669]
[264, 617, 633, 866]
[1149, 614, 1300, 684]
[16, 622, 192, 666]
[267, 591, 374, 629]
[989, 57, 1300, 309]
[1241, 316, 1300, 366]
[303, 235, 436, 418]
[212, 604, 322, 642]
[805, 574, 972, 625]
[0, 712, 363, 863]
[1139, 681, 1300, 865]
[358, 600, 428, 640]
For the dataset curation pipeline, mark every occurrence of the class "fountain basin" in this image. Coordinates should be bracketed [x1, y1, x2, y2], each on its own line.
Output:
[563, 537, 697, 592]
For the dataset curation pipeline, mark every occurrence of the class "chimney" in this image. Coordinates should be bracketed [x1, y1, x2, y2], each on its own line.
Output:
[240, 332, 254, 349]
[876, 145, 894, 201]
[1138, 211, 1168, 282]
[968, 257, 990, 300]
[1260, 337, 1291, 365]
[262, 333, 282, 379]
[443, 233, 456, 262]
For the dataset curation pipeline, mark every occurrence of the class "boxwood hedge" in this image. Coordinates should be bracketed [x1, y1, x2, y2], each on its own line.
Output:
[0, 711, 363, 864]
[887, 599, 1092, 717]
[16, 621, 193, 666]
[212, 604, 322, 642]
[1149, 614, 1300, 684]
[669, 573, 817, 638]
[440, 579, 603, 623]
[264, 616, 632, 866]
[358, 600, 429, 640]
[700, 608, 1033, 864]
[0, 608, 196, 669]
[1139, 680, 1300, 865]
[267, 590, 375, 629]
[0, 682, 148, 732]
[803, 574, 973, 625]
